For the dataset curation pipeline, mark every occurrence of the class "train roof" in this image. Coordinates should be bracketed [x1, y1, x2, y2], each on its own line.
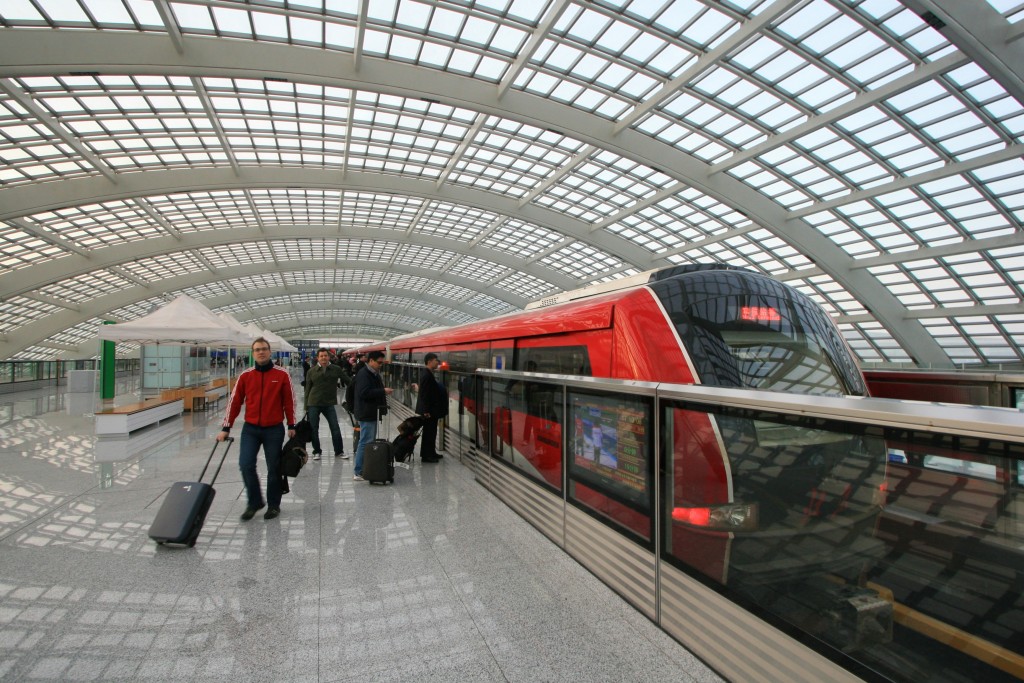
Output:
[526, 262, 741, 310]
[355, 263, 752, 354]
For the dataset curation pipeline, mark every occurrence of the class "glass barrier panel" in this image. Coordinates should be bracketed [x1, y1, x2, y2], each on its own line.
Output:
[566, 389, 654, 544]
[661, 400, 1024, 683]
[446, 373, 472, 442]
[486, 377, 563, 492]
[465, 374, 485, 449]
[13, 363, 37, 382]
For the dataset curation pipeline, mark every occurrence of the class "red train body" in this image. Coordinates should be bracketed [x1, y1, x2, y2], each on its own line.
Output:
[357, 265, 885, 597]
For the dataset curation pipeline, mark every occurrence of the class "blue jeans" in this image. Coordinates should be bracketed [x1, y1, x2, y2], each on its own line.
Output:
[239, 422, 284, 509]
[354, 419, 378, 477]
[308, 405, 343, 455]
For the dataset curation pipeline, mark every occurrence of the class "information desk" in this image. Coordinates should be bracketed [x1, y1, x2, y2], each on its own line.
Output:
[95, 398, 183, 437]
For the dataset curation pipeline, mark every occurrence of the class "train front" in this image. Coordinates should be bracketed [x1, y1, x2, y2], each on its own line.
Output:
[650, 268, 891, 652]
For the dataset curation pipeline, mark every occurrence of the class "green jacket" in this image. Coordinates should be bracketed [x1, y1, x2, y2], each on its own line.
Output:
[304, 363, 348, 407]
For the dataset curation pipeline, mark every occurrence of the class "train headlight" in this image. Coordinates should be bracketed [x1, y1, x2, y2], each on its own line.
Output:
[672, 504, 758, 531]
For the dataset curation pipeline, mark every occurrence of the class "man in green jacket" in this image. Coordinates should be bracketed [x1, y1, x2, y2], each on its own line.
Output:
[304, 347, 349, 461]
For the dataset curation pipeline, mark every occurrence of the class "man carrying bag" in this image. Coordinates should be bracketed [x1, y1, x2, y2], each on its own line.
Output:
[352, 350, 393, 481]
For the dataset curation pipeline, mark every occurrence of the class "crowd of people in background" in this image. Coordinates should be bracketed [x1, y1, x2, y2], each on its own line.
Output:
[222, 342, 448, 520]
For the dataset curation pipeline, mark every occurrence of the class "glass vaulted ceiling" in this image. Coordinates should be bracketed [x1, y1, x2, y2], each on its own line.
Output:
[0, 0, 1022, 367]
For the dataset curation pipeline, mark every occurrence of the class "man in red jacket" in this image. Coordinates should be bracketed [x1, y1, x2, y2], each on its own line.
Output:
[217, 337, 296, 521]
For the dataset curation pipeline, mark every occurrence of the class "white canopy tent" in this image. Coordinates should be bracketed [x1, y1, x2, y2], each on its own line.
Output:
[243, 324, 298, 353]
[98, 295, 251, 347]
[217, 312, 258, 343]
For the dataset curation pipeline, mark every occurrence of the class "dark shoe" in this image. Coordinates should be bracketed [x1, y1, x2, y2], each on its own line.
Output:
[436, 453, 444, 459]
[241, 504, 265, 521]
[264, 508, 280, 520]
[421, 457, 439, 463]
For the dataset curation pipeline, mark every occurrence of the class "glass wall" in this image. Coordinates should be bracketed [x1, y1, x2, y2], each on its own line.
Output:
[0, 359, 140, 386]
[376, 366, 1024, 682]
[486, 376, 564, 493]
[660, 399, 1023, 683]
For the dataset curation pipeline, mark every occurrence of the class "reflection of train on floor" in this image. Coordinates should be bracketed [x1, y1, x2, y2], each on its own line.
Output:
[357, 264, 892, 653]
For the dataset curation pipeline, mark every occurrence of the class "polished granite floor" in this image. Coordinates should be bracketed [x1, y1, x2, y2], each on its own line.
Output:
[0, 373, 723, 682]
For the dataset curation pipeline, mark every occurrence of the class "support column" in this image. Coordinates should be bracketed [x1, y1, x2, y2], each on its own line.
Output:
[101, 321, 115, 400]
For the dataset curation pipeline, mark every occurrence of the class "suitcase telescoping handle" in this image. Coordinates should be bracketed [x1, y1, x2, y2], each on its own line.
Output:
[198, 436, 234, 485]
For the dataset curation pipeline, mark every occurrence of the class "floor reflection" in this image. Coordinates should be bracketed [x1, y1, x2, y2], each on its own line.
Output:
[0, 373, 723, 682]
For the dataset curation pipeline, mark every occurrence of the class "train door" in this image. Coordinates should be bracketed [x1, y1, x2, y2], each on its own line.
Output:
[487, 341, 514, 459]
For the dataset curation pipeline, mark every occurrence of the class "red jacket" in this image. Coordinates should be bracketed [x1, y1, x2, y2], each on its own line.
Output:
[222, 363, 296, 430]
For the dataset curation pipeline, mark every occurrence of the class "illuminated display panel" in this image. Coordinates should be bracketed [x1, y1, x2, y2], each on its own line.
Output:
[567, 391, 653, 522]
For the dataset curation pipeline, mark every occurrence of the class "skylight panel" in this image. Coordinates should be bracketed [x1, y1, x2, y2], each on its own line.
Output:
[495, 270, 555, 301]
[124, 252, 205, 282]
[203, 243, 274, 269]
[34, 0, 91, 23]
[40, 270, 134, 303]
[83, 0, 133, 24]
[250, 11, 287, 39]
[0, 1, 45, 22]
[0, 295, 59, 332]
[447, 253, 506, 281]
[171, 2, 215, 32]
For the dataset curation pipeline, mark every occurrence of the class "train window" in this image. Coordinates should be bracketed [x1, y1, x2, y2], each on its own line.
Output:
[1012, 387, 1024, 410]
[490, 345, 512, 372]
[516, 345, 591, 376]
[447, 351, 468, 373]
[652, 272, 865, 396]
[487, 376, 563, 494]
[566, 389, 653, 543]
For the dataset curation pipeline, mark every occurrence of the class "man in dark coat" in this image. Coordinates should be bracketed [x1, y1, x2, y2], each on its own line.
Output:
[352, 350, 393, 480]
[415, 353, 448, 462]
[304, 347, 349, 460]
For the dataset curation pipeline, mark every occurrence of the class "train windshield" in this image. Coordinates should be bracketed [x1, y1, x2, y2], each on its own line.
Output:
[652, 271, 864, 396]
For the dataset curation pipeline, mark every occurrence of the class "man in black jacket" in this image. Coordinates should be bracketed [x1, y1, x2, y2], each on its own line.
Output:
[414, 353, 448, 462]
[352, 350, 393, 481]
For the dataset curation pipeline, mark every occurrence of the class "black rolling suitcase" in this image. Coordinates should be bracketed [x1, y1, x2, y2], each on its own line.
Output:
[149, 437, 233, 547]
[363, 409, 394, 485]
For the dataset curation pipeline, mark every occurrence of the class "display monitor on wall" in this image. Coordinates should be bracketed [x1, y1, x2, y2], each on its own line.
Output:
[568, 391, 651, 508]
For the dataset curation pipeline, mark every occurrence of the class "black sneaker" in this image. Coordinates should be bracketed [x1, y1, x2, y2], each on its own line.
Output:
[264, 508, 280, 520]
[241, 504, 265, 521]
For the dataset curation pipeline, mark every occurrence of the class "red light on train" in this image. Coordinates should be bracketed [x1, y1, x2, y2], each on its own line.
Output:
[672, 504, 758, 530]
[672, 506, 711, 526]
[740, 306, 781, 322]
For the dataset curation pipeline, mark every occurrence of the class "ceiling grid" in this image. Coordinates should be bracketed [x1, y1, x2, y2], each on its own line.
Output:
[0, 0, 1020, 367]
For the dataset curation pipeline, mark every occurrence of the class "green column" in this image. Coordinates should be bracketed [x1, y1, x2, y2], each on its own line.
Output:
[101, 321, 115, 400]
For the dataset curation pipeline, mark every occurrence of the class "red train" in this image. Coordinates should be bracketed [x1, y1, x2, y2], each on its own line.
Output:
[358, 264, 889, 640]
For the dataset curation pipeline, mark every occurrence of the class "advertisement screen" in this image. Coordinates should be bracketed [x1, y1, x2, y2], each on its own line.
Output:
[569, 392, 650, 507]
